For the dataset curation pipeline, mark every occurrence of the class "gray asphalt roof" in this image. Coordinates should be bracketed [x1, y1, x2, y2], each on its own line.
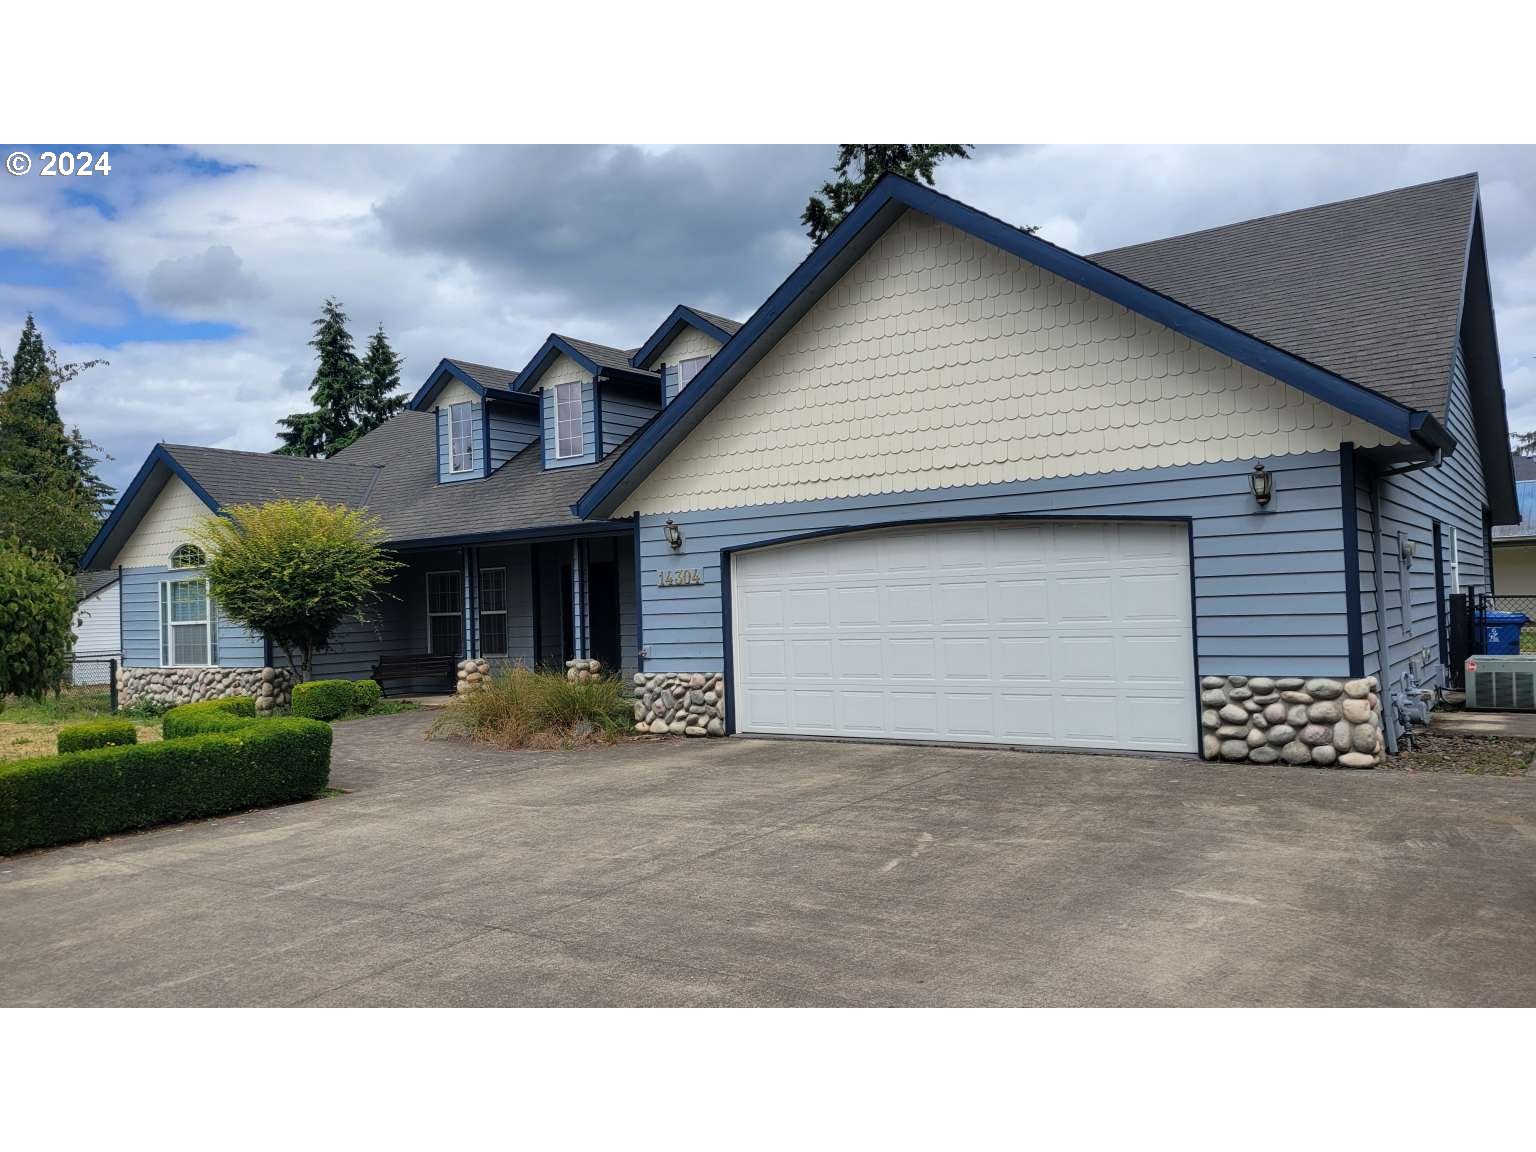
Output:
[687, 307, 743, 336]
[1092, 174, 1479, 417]
[161, 411, 631, 548]
[161, 444, 380, 508]
[446, 358, 521, 394]
[75, 569, 118, 601]
[557, 334, 654, 375]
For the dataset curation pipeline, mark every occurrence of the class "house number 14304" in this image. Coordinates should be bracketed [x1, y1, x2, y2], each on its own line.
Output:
[658, 568, 703, 587]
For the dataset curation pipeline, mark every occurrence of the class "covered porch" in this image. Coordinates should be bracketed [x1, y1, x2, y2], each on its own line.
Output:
[311, 525, 638, 693]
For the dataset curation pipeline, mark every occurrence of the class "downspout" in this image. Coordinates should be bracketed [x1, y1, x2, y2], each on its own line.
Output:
[1369, 449, 1444, 753]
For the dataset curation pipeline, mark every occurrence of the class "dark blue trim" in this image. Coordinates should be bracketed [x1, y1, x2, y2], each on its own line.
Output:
[1339, 443, 1365, 678]
[390, 521, 632, 553]
[80, 444, 222, 569]
[577, 173, 1449, 520]
[630, 305, 736, 370]
[514, 335, 656, 394]
[434, 407, 443, 479]
[715, 511, 1201, 745]
[408, 359, 492, 411]
[631, 512, 644, 671]
[592, 383, 604, 458]
[481, 398, 492, 480]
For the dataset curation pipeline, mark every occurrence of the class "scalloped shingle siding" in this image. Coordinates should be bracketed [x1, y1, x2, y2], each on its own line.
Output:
[620, 210, 1400, 516]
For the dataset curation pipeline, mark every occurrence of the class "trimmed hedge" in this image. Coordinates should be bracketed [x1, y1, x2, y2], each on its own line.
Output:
[162, 696, 257, 739]
[292, 679, 356, 721]
[0, 708, 332, 856]
[57, 719, 139, 754]
[352, 679, 382, 713]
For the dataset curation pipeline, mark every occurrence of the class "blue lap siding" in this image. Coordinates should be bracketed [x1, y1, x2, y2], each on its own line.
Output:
[638, 452, 1352, 679]
[120, 565, 264, 668]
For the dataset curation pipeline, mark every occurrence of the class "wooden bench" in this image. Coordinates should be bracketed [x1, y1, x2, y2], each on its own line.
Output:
[371, 654, 458, 697]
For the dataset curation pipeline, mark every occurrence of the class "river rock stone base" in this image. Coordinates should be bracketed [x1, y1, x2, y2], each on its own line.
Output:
[566, 658, 604, 683]
[632, 671, 725, 737]
[456, 658, 492, 695]
[1200, 675, 1385, 768]
[117, 665, 295, 715]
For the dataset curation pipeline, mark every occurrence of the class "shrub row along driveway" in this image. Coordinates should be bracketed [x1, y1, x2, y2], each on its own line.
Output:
[3, 711, 1534, 1006]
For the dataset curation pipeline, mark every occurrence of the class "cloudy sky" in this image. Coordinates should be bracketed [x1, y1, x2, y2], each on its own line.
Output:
[2, 144, 1534, 495]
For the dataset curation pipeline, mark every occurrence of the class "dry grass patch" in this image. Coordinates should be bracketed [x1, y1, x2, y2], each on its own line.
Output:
[432, 665, 637, 749]
[1, 690, 161, 762]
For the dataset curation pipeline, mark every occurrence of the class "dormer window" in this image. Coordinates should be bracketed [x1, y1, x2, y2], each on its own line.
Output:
[554, 381, 583, 459]
[677, 356, 709, 392]
[448, 402, 474, 472]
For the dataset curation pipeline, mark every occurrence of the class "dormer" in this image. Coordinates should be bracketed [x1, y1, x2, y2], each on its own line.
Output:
[629, 305, 742, 406]
[515, 335, 663, 469]
[407, 358, 539, 483]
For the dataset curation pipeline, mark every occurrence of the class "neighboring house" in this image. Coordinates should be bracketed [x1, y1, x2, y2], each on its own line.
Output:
[82, 174, 1516, 760]
[1490, 455, 1536, 595]
[71, 569, 121, 666]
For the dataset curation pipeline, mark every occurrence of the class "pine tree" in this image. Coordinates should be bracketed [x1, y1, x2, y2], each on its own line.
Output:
[802, 145, 978, 245]
[0, 317, 111, 567]
[351, 324, 405, 443]
[277, 300, 402, 457]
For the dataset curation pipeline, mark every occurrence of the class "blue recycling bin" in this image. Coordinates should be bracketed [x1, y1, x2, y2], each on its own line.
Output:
[1480, 610, 1529, 655]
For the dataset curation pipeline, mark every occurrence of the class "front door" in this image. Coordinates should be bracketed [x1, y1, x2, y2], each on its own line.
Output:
[588, 558, 621, 672]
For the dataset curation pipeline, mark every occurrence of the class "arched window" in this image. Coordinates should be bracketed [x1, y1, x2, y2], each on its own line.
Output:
[169, 544, 206, 569]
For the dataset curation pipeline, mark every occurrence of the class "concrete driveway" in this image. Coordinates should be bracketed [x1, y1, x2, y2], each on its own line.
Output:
[3, 712, 1534, 1006]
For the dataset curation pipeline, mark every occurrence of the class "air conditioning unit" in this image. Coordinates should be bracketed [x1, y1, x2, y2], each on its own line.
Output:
[1465, 655, 1536, 711]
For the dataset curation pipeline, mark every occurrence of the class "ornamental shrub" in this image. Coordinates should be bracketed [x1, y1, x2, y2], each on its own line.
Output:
[0, 539, 75, 713]
[351, 679, 382, 713]
[292, 680, 355, 721]
[0, 713, 332, 855]
[57, 719, 138, 753]
[162, 696, 256, 739]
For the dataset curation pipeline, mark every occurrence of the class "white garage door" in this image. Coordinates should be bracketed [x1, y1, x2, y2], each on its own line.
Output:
[730, 520, 1196, 752]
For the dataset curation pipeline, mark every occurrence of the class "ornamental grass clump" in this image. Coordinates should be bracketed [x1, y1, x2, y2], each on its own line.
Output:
[440, 665, 634, 749]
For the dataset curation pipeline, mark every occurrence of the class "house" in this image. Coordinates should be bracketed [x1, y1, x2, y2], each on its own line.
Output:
[70, 569, 121, 678]
[81, 173, 1517, 765]
[1490, 455, 1536, 596]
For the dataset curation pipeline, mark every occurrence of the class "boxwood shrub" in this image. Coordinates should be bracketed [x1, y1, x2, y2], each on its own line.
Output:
[292, 679, 356, 721]
[162, 696, 257, 739]
[57, 719, 139, 754]
[0, 710, 332, 856]
[351, 679, 382, 713]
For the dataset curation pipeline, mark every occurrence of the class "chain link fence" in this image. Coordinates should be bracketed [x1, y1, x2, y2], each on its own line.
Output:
[61, 656, 119, 709]
[1486, 597, 1536, 655]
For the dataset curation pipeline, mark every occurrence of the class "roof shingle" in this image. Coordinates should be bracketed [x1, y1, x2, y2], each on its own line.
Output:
[1092, 174, 1478, 416]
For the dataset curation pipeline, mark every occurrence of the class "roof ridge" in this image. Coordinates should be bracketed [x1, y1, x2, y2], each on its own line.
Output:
[162, 442, 373, 469]
[1092, 173, 1479, 258]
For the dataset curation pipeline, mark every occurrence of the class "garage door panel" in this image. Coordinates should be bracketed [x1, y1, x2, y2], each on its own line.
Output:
[732, 520, 1196, 752]
[833, 586, 881, 627]
[940, 636, 992, 680]
[886, 637, 936, 679]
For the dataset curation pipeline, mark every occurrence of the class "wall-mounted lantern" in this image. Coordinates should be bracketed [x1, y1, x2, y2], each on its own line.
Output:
[664, 519, 684, 551]
[1248, 462, 1274, 509]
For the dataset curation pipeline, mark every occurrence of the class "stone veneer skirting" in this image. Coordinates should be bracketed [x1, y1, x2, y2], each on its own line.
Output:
[117, 666, 295, 715]
[1201, 675, 1385, 768]
[633, 672, 726, 736]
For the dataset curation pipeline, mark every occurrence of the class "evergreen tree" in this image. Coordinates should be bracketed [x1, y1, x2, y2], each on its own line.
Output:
[352, 324, 406, 442]
[0, 317, 111, 567]
[277, 300, 403, 457]
[802, 146, 974, 245]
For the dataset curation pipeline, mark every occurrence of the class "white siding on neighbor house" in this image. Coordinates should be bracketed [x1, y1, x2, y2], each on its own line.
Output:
[112, 475, 216, 569]
[619, 209, 1402, 517]
[74, 582, 120, 657]
[1494, 543, 1536, 596]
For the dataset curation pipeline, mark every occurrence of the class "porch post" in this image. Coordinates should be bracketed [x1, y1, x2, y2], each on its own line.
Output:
[461, 546, 473, 659]
[571, 538, 589, 660]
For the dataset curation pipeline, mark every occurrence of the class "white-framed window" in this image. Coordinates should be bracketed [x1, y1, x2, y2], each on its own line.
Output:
[553, 381, 583, 459]
[479, 567, 508, 657]
[427, 570, 463, 656]
[677, 355, 709, 392]
[448, 401, 474, 473]
[159, 576, 214, 666]
[169, 543, 206, 569]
